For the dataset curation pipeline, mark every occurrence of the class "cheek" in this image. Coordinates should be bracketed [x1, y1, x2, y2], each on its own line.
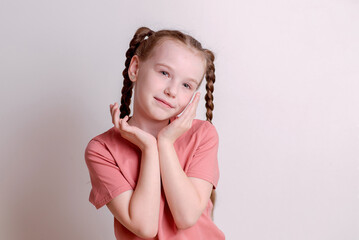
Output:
[180, 94, 194, 109]
[171, 94, 194, 116]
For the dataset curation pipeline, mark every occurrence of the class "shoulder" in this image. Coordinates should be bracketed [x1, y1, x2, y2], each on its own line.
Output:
[84, 127, 114, 157]
[191, 119, 219, 138]
[176, 119, 219, 144]
[85, 127, 135, 155]
[85, 127, 114, 148]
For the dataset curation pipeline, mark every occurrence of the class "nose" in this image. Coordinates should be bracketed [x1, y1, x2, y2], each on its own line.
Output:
[164, 82, 177, 98]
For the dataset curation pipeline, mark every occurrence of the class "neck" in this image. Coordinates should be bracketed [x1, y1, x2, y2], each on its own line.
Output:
[127, 113, 169, 138]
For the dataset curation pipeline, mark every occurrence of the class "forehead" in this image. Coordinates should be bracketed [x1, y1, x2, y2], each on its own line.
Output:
[147, 39, 206, 79]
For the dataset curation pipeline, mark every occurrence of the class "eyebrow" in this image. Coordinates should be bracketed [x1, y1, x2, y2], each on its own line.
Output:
[155, 63, 200, 86]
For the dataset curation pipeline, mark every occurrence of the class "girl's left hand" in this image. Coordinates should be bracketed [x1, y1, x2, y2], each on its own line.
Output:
[158, 92, 200, 144]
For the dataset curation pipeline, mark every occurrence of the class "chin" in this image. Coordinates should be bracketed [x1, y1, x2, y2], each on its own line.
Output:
[150, 112, 172, 122]
[156, 108, 179, 119]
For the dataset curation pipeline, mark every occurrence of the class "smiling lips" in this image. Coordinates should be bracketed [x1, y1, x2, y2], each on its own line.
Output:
[154, 97, 174, 108]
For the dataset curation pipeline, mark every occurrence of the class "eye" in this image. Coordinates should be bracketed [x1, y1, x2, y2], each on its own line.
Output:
[161, 71, 169, 77]
[183, 83, 191, 89]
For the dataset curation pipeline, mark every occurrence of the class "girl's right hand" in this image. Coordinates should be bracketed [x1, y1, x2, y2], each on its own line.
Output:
[110, 103, 157, 151]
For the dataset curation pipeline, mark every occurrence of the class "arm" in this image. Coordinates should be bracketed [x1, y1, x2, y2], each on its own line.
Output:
[106, 144, 160, 238]
[157, 138, 213, 229]
[157, 93, 213, 229]
[106, 104, 161, 238]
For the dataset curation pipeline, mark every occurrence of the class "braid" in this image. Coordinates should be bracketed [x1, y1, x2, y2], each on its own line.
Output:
[204, 49, 215, 124]
[119, 27, 154, 118]
[202, 49, 217, 219]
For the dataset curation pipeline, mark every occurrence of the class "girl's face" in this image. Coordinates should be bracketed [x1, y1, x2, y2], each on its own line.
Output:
[129, 39, 206, 121]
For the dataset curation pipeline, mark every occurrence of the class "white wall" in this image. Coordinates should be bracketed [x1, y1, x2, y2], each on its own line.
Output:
[1, 0, 358, 239]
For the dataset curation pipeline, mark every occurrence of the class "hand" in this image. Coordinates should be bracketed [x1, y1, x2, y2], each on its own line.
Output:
[109, 102, 157, 151]
[158, 92, 200, 144]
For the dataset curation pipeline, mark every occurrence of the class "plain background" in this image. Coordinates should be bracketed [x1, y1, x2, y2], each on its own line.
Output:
[1, 0, 358, 239]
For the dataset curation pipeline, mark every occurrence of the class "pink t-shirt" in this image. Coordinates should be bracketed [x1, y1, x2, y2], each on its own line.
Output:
[84, 119, 225, 239]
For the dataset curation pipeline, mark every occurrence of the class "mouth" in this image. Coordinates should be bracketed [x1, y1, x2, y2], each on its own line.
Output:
[154, 97, 174, 108]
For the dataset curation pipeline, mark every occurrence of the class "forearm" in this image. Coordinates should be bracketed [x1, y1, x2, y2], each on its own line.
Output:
[129, 144, 161, 233]
[158, 139, 203, 229]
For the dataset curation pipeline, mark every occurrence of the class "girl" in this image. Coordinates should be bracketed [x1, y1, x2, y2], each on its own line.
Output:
[85, 27, 225, 239]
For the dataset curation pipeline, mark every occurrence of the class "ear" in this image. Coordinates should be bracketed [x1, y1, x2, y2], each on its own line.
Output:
[128, 55, 140, 82]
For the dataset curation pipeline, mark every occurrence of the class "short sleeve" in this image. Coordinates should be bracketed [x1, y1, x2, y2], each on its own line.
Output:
[186, 122, 220, 189]
[84, 139, 133, 209]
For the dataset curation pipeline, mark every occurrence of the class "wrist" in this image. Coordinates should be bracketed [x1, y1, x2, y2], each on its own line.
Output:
[157, 136, 174, 147]
[141, 139, 158, 152]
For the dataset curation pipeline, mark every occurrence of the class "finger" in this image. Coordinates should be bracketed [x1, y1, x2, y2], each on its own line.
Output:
[114, 103, 121, 119]
[191, 92, 201, 117]
[110, 104, 115, 124]
[169, 116, 177, 123]
[114, 107, 120, 129]
[120, 115, 130, 131]
[110, 104, 114, 117]
[111, 103, 118, 128]
[113, 102, 119, 115]
[110, 103, 117, 117]
[181, 92, 200, 120]
[120, 116, 129, 128]
[110, 104, 117, 124]
[193, 92, 201, 106]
